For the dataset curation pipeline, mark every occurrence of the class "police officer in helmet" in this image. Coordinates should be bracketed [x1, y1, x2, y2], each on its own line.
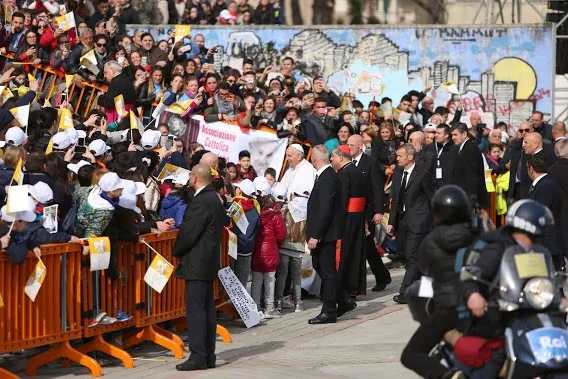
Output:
[401, 185, 476, 379]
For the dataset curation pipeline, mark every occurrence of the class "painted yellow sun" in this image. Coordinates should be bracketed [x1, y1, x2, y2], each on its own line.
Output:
[492, 58, 537, 100]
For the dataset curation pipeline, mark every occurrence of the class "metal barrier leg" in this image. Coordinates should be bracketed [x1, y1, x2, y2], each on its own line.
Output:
[216, 324, 233, 343]
[152, 324, 184, 352]
[123, 325, 184, 359]
[25, 340, 103, 377]
[76, 334, 134, 369]
[0, 367, 19, 379]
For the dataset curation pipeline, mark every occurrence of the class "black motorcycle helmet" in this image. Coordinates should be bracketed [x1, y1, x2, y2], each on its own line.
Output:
[431, 185, 472, 225]
[505, 199, 554, 237]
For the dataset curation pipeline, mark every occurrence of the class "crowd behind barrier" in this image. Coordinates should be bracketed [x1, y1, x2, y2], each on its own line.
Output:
[0, 229, 232, 378]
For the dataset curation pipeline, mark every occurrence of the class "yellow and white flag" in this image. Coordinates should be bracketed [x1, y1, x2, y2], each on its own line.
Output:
[0, 87, 14, 105]
[27, 73, 35, 83]
[144, 253, 174, 293]
[114, 94, 127, 116]
[174, 25, 191, 44]
[12, 157, 23, 185]
[9, 104, 30, 130]
[45, 138, 53, 155]
[5, 5, 13, 24]
[168, 98, 192, 115]
[43, 98, 52, 108]
[129, 110, 142, 130]
[55, 11, 76, 31]
[89, 237, 111, 271]
[438, 81, 460, 96]
[24, 258, 46, 302]
[58, 108, 73, 130]
[65, 74, 74, 90]
[80, 49, 97, 66]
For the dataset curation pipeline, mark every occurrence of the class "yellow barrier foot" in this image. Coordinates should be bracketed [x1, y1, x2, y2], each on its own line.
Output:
[0, 367, 19, 379]
[76, 334, 135, 369]
[153, 324, 185, 352]
[123, 325, 184, 359]
[25, 341, 102, 377]
[216, 324, 232, 343]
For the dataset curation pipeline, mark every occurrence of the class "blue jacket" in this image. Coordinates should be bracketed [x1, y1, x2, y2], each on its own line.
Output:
[230, 197, 260, 255]
[159, 193, 187, 228]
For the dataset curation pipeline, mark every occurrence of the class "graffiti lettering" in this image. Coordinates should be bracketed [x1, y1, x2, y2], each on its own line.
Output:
[415, 28, 508, 40]
[529, 88, 552, 103]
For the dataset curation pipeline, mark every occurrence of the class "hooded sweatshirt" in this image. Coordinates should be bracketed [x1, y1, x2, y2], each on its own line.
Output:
[230, 196, 260, 255]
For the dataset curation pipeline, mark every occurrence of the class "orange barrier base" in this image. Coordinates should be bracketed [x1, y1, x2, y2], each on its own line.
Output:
[123, 325, 184, 359]
[25, 341, 102, 377]
[153, 324, 184, 352]
[76, 335, 134, 369]
[0, 367, 19, 379]
[218, 302, 239, 318]
[216, 325, 233, 343]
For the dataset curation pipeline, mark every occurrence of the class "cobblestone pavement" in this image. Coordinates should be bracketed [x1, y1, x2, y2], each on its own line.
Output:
[14, 267, 419, 378]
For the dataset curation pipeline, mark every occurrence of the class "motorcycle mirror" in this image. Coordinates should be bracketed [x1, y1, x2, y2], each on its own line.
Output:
[553, 271, 568, 287]
[460, 266, 481, 281]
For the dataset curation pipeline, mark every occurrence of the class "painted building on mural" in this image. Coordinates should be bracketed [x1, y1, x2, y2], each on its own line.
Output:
[130, 25, 553, 127]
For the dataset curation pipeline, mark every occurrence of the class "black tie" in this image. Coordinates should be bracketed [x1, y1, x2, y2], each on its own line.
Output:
[315, 174, 319, 183]
[353, 159, 358, 166]
[399, 171, 408, 214]
[528, 184, 535, 195]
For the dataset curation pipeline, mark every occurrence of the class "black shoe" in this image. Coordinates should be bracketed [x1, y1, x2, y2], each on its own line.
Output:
[372, 279, 392, 292]
[393, 294, 407, 304]
[308, 312, 337, 324]
[207, 354, 216, 368]
[176, 359, 207, 371]
[337, 299, 357, 318]
[388, 253, 404, 261]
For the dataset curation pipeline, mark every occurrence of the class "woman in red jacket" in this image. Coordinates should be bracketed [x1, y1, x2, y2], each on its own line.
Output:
[251, 193, 287, 319]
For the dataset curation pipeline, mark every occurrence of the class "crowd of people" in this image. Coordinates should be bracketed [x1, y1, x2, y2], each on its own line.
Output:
[0, 1, 567, 376]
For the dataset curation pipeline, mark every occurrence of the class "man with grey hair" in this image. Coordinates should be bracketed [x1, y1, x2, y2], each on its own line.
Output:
[548, 138, 568, 254]
[306, 145, 345, 324]
[97, 59, 137, 122]
[388, 143, 435, 304]
[552, 120, 566, 143]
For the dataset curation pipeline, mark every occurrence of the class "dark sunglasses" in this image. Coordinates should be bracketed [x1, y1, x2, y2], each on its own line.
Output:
[96, 42, 107, 47]
[38, 24, 47, 29]
[519, 128, 530, 133]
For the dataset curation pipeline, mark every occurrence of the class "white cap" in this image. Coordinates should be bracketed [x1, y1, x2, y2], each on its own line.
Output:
[173, 171, 190, 185]
[219, 9, 232, 20]
[98, 172, 127, 192]
[65, 128, 86, 144]
[234, 178, 256, 197]
[272, 182, 286, 201]
[28, 181, 53, 204]
[253, 176, 271, 196]
[67, 160, 91, 174]
[122, 179, 146, 196]
[289, 143, 304, 155]
[141, 130, 161, 150]
[52, 131, 72, 150]
[424, 123, 436, 131]
[1, 196, 36, 222]
[501, 130, 510, 144]
[0, 127, 27, 147]
[118, 193, 141, 214]
[88, 139, 110, 157]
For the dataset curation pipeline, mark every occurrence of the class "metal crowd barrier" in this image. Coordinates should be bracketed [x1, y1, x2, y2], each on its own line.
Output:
[0, 230, 233, 378]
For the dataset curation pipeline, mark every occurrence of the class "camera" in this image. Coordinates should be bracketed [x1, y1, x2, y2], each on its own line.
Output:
[476, 123, 487, 133]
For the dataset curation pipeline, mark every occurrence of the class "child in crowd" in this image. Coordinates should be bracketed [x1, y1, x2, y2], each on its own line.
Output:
[159, 172, 190, 228]
[264, 167, 277, 187]
[275, 182, 310, 312]
[486, 143, 503, 172]
[226, 162, 238, 182]
[9, 67, 28, 94]
[251, 191, 287, 319]
[236, 150, 257, 181]
[230, 179, 260, 289]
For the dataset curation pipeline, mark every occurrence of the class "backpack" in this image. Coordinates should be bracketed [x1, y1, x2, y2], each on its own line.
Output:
[61, 200, 79, 235]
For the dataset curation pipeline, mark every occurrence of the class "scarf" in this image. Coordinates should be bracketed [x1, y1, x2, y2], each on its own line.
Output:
[261, 110, 276, 121]
[100, 191, 120, 209]
[215, 92, 235, 116]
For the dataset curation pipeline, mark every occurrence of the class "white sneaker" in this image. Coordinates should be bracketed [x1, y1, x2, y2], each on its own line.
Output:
[264, 309, 282, 319]
[295, 301, 304, 312]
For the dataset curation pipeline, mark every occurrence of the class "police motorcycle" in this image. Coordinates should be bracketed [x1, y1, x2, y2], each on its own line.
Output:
[459, 243, 568, 379]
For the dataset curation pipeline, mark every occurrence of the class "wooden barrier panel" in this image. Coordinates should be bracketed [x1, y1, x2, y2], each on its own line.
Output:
[0, 243, 102, 377]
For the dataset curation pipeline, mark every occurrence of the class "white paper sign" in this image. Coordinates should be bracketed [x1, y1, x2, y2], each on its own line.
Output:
[418, 276, 434, 298]
[144, 254, 174, 293]
[227, 229, 238, 260]
[24, 259, 46, 302]
[42, 204, 58, 234]
[89, 237, 111, 271]
[229, 202, 249, 235]
[6, 185, 29, 213]
[218, 267, 260, 328]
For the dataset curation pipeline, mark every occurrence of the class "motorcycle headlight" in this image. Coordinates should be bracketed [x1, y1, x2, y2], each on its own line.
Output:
[524, 278, 554, 309]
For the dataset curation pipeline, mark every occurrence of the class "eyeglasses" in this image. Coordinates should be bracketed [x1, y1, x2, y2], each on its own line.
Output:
[96, 42, 107, 47]
[38, 24, 47, 29]
[519, 128, 530, 133]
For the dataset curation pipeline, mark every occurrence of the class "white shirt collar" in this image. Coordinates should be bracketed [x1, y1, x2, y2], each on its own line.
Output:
[194, 185, 206, 197]
[459, 138, 469, 153]
[534, 147, 543, 155]
[556, 136, 566, 142]
[354, 152, 364, 165]
[316, 164, 331, 177]
[532, 173, 547, 187]
[404, 163, 416, 176]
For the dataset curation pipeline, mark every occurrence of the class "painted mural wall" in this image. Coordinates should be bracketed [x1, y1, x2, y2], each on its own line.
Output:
[128, 25, 554, 127]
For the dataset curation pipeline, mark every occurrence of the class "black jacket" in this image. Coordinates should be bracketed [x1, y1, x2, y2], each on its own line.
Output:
[547, 158, 568, 252]
[452, 139, 489, 208]
[426, 141, 456, 189]
[509, 143, 557, 200]
[389, 164, 435, 234]
[302, 112, 337, 147]
[415, 146, 435, 172]
[418, 223, 475, 308]
[527, 175, 564, 256]
[173, 186, 226, 281]
[354, 153, 385, 220]
[306, 166, 344, 243]
[98, 73, 137, 108]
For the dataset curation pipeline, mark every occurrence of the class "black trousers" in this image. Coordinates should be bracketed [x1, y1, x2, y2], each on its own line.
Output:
[397, 215, 427, 295]
[312, 240, 346, 314]
[366, 235, 391, 286]
[185, 280, 216, 363]
[400, 307, 457, 379]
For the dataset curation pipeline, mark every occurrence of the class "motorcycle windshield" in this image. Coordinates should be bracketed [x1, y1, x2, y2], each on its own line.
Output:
[499, 244, 554, 304]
